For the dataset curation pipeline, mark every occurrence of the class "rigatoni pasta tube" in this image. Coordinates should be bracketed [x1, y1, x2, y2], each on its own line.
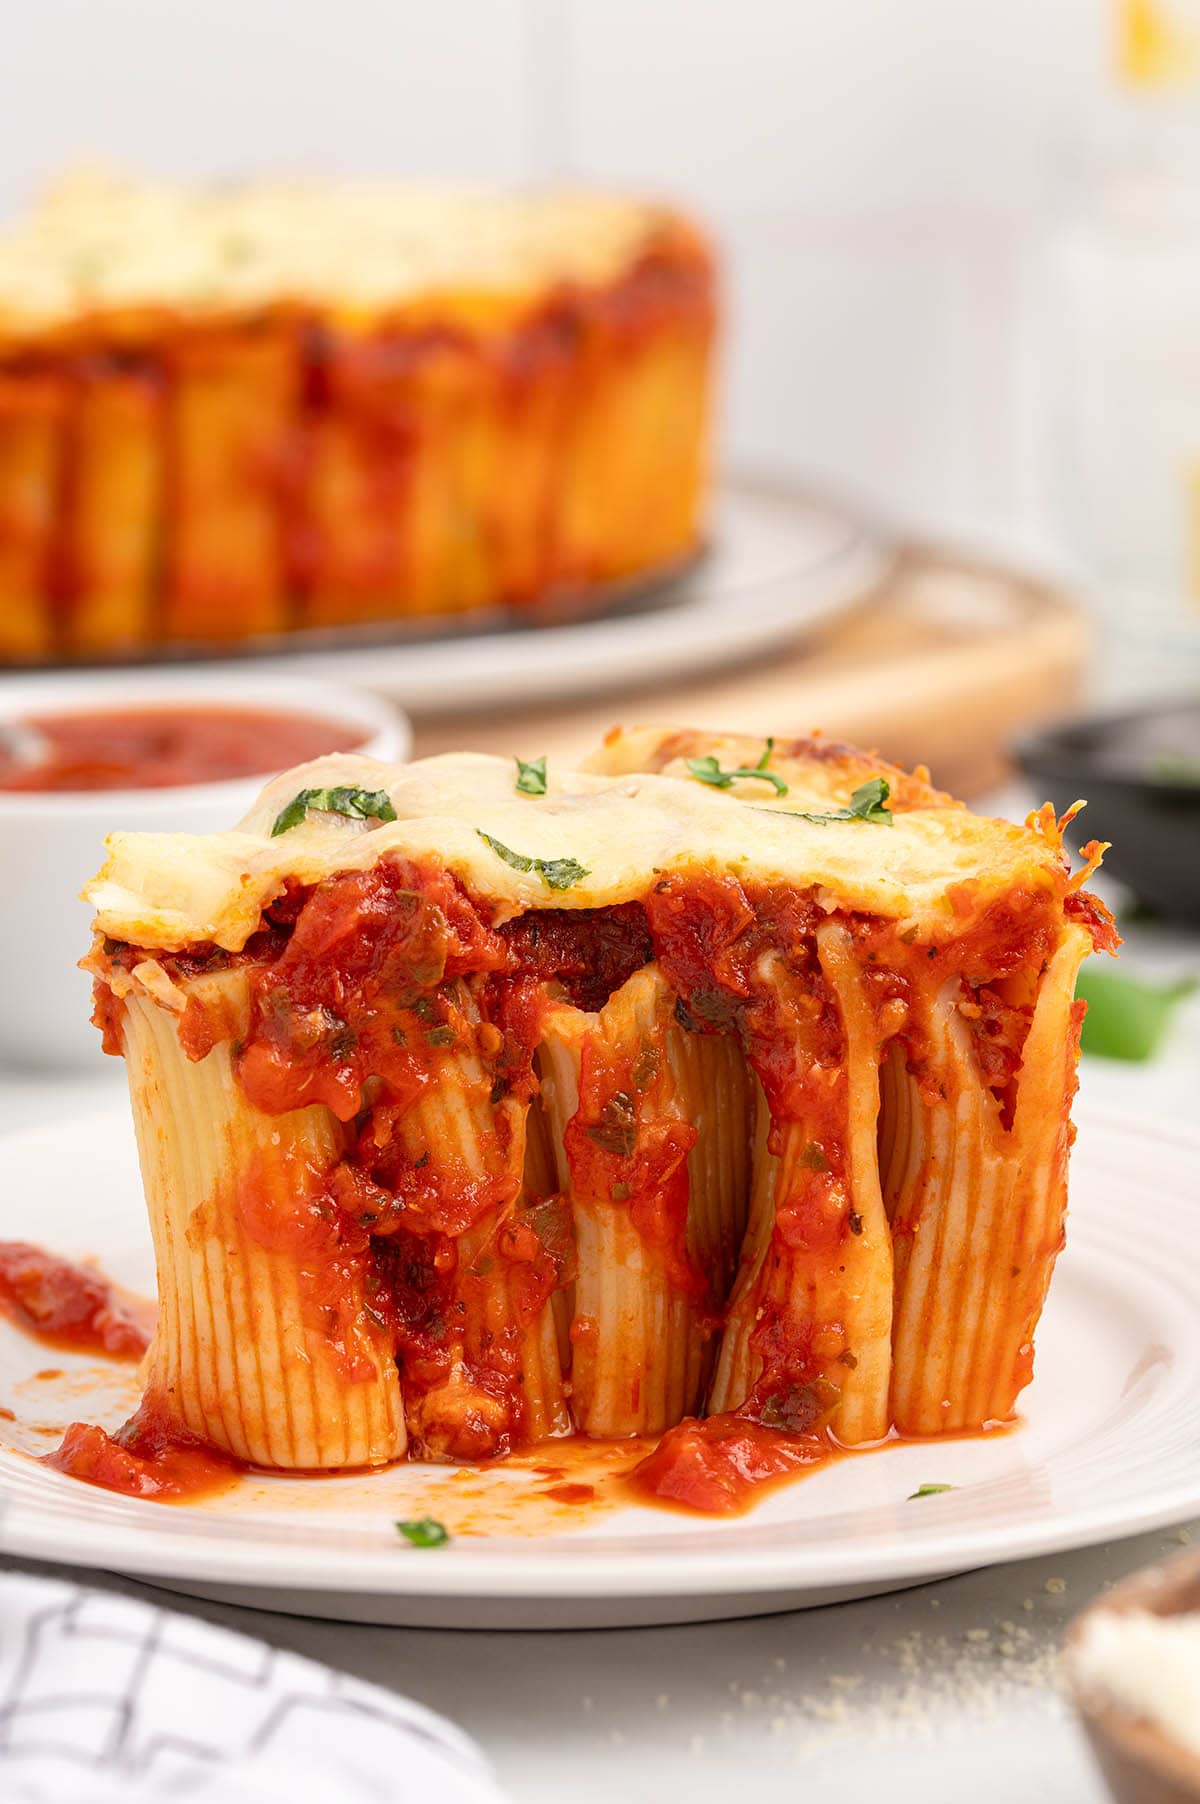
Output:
[886, 923, 1094, 1435]
[0, 372, 62, 660]
[382, 978, 570, 1458]
[64, 367, 161, 655]
[162, 328, 295, 642]
[707, 930, 893, 1447]
[119, 966, 405, 1468]
[538, 964, 751, 1438]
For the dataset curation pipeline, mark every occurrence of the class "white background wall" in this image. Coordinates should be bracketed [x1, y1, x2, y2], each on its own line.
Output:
[2, 0, 1117, 547]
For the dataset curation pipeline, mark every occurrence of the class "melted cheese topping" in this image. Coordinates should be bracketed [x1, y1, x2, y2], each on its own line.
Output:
[0, 169, 687, 340]
[84, 731, 1070, 955]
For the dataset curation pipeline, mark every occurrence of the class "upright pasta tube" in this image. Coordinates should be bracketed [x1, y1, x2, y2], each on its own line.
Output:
[885, 923, 1093, 1435]
[302, 332, 474, 628]
[551, 250, 713, 584]
[162, 327, 296, 642]
[118, 967, 406, 1469]
[707, 929, 894, 1447]
[522, 1086, 575, 1373]
[664, 1012, 752, 1301]
[64, 365, 161, 655]
[298, 328, 406, 627]
[707, 1080, 778, 1416]
[480, 318, 573, 603]
[399, 348, 496, 618]
[0, 372, 62, 659]
[962, 922, 1093, 1426]
[538, 964, 750, 1438]
[380, 979, 570, 1459]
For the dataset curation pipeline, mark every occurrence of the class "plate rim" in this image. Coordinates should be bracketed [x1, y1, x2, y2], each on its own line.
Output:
[0, 1103, 1196, 1603]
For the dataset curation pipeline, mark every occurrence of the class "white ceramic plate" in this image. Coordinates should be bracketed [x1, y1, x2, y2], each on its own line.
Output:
[155, 482, 892, 717]
[0, 1107, 1196, 1629]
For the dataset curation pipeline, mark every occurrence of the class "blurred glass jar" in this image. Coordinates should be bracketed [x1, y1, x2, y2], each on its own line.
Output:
[1046, 0, 1200, 681]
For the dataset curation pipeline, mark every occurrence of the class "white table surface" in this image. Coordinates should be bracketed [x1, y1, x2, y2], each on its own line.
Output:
[1, 837, 1197, 1804]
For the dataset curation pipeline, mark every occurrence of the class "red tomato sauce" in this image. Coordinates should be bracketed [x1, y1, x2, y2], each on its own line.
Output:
[46, 1393, 243, 1503]
[540, 1480, 599, 1504]
[562, 1020, 704, 1301]
[0, 703, 367, 792]
[630, 1414, 834, 1513]
[497, 904, 653, 1013]
[0, 1242, 152, 1360]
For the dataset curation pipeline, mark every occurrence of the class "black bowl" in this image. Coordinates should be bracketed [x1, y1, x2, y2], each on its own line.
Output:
[1015, 697, 1200, 922]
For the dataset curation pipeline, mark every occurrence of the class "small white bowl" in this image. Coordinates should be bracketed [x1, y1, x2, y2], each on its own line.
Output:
[0, 671, 410, 1070]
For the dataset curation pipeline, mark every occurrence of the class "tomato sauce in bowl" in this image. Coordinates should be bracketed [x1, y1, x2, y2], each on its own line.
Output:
[0, 704, 368, 793]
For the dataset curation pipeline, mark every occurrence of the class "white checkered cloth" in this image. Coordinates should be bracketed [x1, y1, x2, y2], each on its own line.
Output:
[0, 1574, 507, 1802]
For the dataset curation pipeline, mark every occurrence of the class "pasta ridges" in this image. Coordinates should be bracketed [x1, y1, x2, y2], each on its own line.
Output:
[539, 965, 748, 1436]
[117, 974, 405, 1469]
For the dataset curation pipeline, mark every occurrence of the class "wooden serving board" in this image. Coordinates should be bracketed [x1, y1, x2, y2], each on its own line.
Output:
[411, 540, 1091, 800]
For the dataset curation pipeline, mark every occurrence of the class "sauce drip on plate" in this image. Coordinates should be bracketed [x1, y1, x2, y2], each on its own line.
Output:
[47, 1394, 243, 1503]
[0, 1242, 152, 1360]
[629, 1414, 834, 1513]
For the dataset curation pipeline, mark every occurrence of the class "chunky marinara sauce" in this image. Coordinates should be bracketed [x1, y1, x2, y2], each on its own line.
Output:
[47, 1393, 241, 1502]
[0, 1241, 151, 1360]
[0, 704, 367, 792]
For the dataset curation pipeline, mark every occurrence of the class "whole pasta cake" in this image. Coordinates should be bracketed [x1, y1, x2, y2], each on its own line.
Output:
[71, 727, 1115, 1513]
[0, 172, 714, 662]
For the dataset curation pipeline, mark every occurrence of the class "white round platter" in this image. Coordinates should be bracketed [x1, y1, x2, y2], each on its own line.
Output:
[13, 483, 891, 718]
[0, 1106, 1195, 1629]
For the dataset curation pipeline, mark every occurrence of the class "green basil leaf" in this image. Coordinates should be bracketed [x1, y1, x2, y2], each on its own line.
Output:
[270, 786, 397, 837]
[270, 794, 313, 836]
[844, 777, 895, 824]
[908, 1483, 955, 1500]
[685, 739, 789, 798]
[396, 1517, 450, 1547]
[686, 754, 730, 789]
[477, 831, 533, 874]
[767, 775, 895, 828]
[514, 755, 548, 797]
[476, 831, 589, 891]
[538, 855, 590, 891]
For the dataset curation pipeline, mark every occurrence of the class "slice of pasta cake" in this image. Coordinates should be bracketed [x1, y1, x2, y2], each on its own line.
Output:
[77, 725, 1116, 1508]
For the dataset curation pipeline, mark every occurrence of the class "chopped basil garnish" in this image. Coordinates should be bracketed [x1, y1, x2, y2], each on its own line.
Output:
[686, 737, 788, 798]
[396, 1516, 450, 1547]
[271, 785, 398, 837]
[771, 776, 894, 828]
[538, 856, 590, 891]
[758, 1379, 837, 1433]
[908, 1483, 955, 1500]
[476, 831, 588, 891]
[514, 755, 548, 797]
[586, 1090, 637, 1158]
